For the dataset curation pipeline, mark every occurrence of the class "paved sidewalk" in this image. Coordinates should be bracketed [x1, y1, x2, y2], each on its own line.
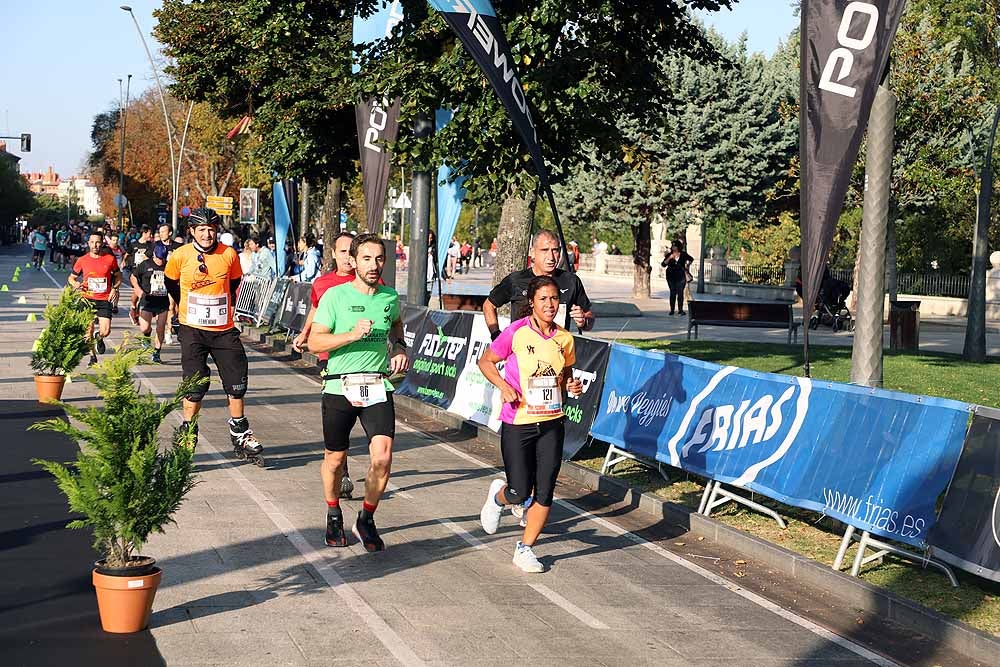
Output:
[0, 245, 978, 666]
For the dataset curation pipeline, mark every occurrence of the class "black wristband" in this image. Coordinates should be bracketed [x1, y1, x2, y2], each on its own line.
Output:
[490, 329, 501, 341]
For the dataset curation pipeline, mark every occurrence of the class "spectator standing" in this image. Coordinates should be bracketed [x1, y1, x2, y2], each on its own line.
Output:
[661, 241, 694, 316]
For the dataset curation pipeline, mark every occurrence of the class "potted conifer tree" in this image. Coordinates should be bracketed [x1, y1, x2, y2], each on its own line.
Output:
[30, 287, 95, 402]
[32, 343, 203, 633]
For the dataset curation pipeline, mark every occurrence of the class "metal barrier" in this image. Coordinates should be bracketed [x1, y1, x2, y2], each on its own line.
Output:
[235, 275, 279, 327]
[260, 277, 292, 329]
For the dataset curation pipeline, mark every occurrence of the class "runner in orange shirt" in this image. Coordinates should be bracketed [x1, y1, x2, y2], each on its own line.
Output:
[164, 208, 264, 464]
[69, 231, 122, 367]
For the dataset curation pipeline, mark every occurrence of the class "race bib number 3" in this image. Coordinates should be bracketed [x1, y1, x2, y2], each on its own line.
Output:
[524, 376, 562, 416]
[187, 293, 229, 327]
[87, 277, 108, 293]
[342, 373, 387, 407]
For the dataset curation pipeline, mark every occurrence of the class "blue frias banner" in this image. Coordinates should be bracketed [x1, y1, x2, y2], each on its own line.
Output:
[591, 344, 971, 548]
[435, 109, 467, 277]
[428, 0, 574, 272]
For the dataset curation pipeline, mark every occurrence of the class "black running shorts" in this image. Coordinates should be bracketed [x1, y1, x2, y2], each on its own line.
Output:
[321, 392, 395, 452]
[139, 297, 170, 315]
[86, 298, 114, 320]
[500, 418, 565, 507]
[177, 325, 248, 401]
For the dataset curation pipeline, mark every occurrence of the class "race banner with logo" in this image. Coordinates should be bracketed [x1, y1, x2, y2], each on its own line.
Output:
[396, 309, 474, 409]
[562, 337, 610, 460]
[929, 409, 1000, 582]
[355, 96, 402, 233]
[401, 304, 428, 359]
[447, 313, 507, 430]
[354, 2, 404, 233]
[428, 0, 573, 271]
[591, 344, 970, 547]
[799, 0, 907, 317]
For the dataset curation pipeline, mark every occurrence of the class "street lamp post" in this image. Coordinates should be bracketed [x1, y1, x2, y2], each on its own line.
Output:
[121, 5, 179, 232]
[117, 74, 131, 230]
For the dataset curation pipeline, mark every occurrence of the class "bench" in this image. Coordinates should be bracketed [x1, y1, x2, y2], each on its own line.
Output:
[687, 298, 801, 343]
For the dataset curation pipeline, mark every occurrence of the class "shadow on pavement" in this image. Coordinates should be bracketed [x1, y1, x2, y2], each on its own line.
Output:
[0, 399, 165, 666]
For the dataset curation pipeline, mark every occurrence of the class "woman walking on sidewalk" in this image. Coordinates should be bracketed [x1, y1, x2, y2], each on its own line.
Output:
[661, 241, 693, 316]
[477, 275, 583, 573]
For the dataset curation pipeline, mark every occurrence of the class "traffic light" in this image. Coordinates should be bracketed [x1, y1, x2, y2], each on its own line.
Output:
[20, 134, 31, 152]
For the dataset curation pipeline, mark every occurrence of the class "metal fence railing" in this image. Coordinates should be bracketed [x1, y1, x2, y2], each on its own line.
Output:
[235, 274, 281, 327]
[716, 263, 787, 286]
[826, 270, 969, 298]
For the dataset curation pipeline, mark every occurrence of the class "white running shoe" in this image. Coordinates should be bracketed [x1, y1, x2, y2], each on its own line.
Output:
[511, 504, 527, 528]
[512, 542, 544, 573]
[480, 478, 506, 535]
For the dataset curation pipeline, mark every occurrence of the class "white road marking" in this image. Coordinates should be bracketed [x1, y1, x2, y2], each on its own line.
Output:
[436, 519, 487, 551]
[385, 481, 413, 500]
[41, 266, 62, 289]
[133, 368, 426, 667]
[396, 425, 899, 667]
[240, 340, 897, 663]
[529, 583, 610, 630]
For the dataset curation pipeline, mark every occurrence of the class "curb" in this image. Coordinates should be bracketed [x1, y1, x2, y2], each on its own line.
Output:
[240, 324, 1000, 665]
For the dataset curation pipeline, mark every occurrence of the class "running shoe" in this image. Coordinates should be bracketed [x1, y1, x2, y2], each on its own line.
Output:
[353, 514, 385, 552]
[325, 510, 348, 547]
[339, 475, 354, 499]
[87, 354, 98, 368]
[94, 333, 106, 355]
[129, 307, 139, 325]
[150, 350, 162, 364]
[511, 504, 527, 528]
[480, 478, 506, 535]
[512, 542, 544, 573]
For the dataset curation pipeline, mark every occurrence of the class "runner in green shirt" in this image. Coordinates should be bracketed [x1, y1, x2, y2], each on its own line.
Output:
[308, 233, 408, 551]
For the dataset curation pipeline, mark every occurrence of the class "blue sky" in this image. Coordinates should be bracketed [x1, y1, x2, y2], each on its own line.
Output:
[2, 1, 798, 177]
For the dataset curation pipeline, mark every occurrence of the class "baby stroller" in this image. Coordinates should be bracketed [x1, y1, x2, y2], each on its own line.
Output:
[809, 273, 853, 332]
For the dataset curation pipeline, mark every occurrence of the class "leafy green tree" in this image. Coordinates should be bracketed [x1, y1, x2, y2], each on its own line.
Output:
[156, 0, 357, 182]
[553, 28, 797, 296]
[0, 159, 35, 232]
[905, 0, 1000, 97]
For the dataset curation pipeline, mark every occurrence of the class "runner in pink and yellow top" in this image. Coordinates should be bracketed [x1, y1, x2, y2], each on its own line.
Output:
[476, 275, 583, 573]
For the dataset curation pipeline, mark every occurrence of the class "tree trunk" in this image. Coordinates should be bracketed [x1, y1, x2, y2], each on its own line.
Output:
[321, 177, 341, 273]
[631, 218, 652, 299]
[299, 178, 311, 236]
[492, 191, 534, 318]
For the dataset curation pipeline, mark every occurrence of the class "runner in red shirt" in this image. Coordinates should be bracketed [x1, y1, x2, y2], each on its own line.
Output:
[69, 231, 122, 366]
[292, 232, 385, 360]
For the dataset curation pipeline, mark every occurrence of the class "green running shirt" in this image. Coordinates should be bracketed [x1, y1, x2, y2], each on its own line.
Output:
[313, 281, 400, 395]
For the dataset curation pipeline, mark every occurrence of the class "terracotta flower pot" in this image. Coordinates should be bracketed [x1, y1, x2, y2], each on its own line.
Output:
[34, 374, 66, 404]
[92, 558, 161, 633]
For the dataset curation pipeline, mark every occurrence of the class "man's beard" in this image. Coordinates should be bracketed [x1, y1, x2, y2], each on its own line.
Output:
[359, 269, 382, 287]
